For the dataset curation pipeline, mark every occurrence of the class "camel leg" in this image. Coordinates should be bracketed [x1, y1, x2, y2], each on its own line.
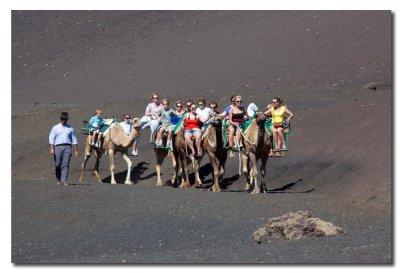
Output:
[155, 150, 167, 186]
[122, 152, 133, 185]
[180, 155, 190, 188]
[211, 157, 221, 192]
[79, 152, 91, 182]
[241, 153, 252, 191]
[193, 156, 202, 187]
[250, 153, 260, 194]
[218, 150, 227, 184]
[108, 149, 117, 184]
[206, 152, 220, 192]
[260, 156, 268, 194]
[170, 152, 179, 187]
[93, 149, 102, 183]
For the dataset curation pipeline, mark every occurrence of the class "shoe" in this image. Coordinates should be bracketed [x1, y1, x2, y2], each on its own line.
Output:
[132, 149, 138, 156]
[56, 181, 62, 186]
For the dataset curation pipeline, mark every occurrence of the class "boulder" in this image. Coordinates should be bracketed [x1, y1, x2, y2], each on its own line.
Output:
[253, 211, 344, 243]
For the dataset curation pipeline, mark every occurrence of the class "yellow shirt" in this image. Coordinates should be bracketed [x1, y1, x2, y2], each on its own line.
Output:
[271, 106, 286, 123]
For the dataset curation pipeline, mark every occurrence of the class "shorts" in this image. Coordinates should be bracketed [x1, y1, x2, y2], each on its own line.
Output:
[185, 128, 201, 135]
[89, 127, 100, 133]
[161, 124, 174, 132]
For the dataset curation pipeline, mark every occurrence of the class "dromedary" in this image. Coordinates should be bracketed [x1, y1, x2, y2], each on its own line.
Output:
[153, 131, 178, 186]
[79, 118, 141, 184]
[202, 116, 228, 192]
[241, 112, 272, 194]
[173, 126, 203, 188]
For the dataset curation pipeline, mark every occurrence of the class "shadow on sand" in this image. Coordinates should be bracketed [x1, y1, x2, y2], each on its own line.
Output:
[102, 161, 152, 184]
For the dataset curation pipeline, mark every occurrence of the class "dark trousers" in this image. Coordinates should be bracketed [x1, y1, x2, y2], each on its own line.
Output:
[54, 145, 72, 182]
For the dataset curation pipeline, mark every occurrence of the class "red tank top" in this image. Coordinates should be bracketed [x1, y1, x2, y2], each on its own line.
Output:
[185, 117, 200, 130]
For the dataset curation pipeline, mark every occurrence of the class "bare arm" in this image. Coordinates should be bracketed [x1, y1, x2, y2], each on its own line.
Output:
[229, 108, 234, 123]
[285, 108, 294, 122]
[197, 114, 208, 124]
[144, 104, 154, 116]
[217, 111, 227, 118]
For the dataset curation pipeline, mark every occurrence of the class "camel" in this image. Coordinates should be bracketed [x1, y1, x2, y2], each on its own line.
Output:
[153, 130, 178, 186]
[79, 118, 141, 184]
[173, 126, 203, 188]
[154, 118, 207, 188]
[240, 112, 272, 194]
[202, 116, 228, 192]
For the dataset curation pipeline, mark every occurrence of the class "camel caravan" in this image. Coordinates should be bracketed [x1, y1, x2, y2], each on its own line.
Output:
[79, 95, 294, 194]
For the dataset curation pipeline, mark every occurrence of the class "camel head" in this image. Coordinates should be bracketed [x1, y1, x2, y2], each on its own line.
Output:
[129, 117, 141, 138]
[131, 117, 141, 129]
[208, 115, 223, 127]
[254, 111, 267, 125]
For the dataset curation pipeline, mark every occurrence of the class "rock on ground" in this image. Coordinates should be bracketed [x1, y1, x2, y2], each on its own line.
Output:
[253, 211, 344, 243]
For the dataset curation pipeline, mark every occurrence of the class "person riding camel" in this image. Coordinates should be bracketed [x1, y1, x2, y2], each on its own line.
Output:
[88, 109, 104, 147]
[140, 93, 163, 143]
[228, 95, 248, 150]
[195, 97, 213, 132]
[182, 102, 208, 157]
[264, 97, 294, 157]
[155, 99, 181, 149]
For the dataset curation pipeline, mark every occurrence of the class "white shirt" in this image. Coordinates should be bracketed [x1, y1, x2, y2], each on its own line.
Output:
[120, 121, 131, 135]
[49, 123, 78, 145]
[195, 107, 212, 120]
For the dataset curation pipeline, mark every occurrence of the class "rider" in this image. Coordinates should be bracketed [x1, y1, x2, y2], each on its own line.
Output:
[171, 100, 186, 126]
[156, 99, 180, 148]
[195, 97, 212, 132]
[88, 109, 104, 147]
[228, 96, 248, 150]
[120, 114, 139, 156]
[183, 102, 208, 157]
[140, 93, 163, 143]
[209, 101, 219, 115]
[264, 97, 294, 156]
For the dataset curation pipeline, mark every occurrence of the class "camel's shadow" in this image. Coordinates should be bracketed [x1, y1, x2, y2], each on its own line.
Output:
[102, 161, 152, 184]
[220, 178, 315, 194]
[194, 162, 241, 189]
[267, 178, 315, 194]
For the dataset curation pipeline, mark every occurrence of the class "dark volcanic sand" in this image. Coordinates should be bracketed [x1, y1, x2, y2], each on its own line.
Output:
[11, 11, 392, 263]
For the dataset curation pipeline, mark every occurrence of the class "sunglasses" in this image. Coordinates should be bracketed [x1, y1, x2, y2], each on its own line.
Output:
[152, 97, 159, 99]
[125, 117, 130, 119]
[190, 107, 196, 110]
[198, 103, 204, 106]
[271, 101, 277, 104]
[176, 105, 182, 108]
[236, 100, 242, 103]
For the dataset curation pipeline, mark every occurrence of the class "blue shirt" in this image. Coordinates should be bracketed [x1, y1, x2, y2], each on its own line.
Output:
[89, 116, 104, 129]
[171, 114, 181, 125]
[49, 123, 78, 145]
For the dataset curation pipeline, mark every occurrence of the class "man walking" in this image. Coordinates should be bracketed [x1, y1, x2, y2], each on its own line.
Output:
[49, 112, 79, 185]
